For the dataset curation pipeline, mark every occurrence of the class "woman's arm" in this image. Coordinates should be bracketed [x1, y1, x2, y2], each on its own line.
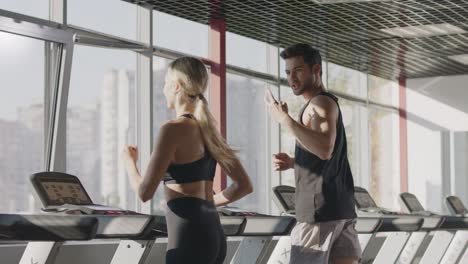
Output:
[213, 158, 253, 207]
[123, 123, 177, 202]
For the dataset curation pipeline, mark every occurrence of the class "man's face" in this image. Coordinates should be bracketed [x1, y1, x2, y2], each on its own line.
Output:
[284, 56, 316, 96]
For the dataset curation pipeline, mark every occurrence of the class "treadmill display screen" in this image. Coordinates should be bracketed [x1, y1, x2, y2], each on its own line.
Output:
[354, 191, 377, 209]
[447, 197, 467, 214]
[404, 196, 424, 212]
[31, 174, 93, 206]
[282, 192, 296, 210]
[41, 181, 91, 205]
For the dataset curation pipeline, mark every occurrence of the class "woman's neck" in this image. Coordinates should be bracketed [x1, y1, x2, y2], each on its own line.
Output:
[174, 103, 195, 117]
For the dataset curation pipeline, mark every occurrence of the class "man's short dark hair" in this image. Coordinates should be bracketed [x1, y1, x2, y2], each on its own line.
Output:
[280, 43, 322, 76]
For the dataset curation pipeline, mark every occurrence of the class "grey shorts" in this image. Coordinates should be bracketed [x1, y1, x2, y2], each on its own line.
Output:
[290, 219, 362, 264]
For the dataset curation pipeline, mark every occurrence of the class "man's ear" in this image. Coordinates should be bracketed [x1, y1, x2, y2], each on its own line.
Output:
[312, 64, 321, 77]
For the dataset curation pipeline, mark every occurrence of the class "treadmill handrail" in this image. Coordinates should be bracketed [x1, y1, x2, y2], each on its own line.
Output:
[0, 214, 98, 241]
[377, 217, 424, 232]
[355, 217, 383, 233]
[240, 215, 296, 237]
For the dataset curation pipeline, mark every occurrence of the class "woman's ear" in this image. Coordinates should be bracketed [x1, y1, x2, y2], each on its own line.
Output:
[173, 81, 182, 94]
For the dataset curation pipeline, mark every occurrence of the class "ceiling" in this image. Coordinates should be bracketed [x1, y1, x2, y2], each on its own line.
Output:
[122, 0, 468, 80]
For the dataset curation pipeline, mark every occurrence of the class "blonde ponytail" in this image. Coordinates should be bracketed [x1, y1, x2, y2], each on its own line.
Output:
[169, 57, 238, 173]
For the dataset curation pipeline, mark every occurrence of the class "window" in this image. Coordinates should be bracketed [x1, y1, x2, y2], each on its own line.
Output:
[0, 32, 47, 212]
[68, 0, 138, 41]
[153, 11, 208, 57]
[327, 62, 367, 98]
[226, 73, 275, 214]
[368, 75, 399, 107]
[0, 0, 48, 20]
[151, 56, 174, 213]
[67, 45, 137, 210]
[338, 98, 369, 189]
[369, 107, 400, 209]
[227, 32, 276, 74]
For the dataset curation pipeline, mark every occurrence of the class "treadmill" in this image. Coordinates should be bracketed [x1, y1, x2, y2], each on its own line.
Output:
[441, 195, 468, 264]
[271, 185, 393, 264]
[217, 204, 296, 264]
[29, 171, 248, 264]
[28, 171, 163, 264]
[396, 192, 453, 264]
[0, 213, 99, 264]
[352, 187, 424, 264]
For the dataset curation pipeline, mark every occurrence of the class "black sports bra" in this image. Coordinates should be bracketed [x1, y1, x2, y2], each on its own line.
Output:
[163, 114, 217, 184]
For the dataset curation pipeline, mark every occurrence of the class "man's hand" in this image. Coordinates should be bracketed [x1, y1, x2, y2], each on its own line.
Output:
[268, 101, 290, 124]
[272, 153, 294, 171]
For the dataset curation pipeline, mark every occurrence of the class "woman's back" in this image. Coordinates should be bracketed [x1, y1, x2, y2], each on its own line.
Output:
[163, 115, 215, 202]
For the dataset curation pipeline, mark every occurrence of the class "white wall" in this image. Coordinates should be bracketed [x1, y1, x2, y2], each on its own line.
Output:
[407, 75, 468, 213]
[451, 132, 468, 207]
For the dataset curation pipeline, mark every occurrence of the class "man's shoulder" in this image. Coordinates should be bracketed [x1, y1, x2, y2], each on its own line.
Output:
[310, 93, 338, 108]
[305, 94, 339, 118]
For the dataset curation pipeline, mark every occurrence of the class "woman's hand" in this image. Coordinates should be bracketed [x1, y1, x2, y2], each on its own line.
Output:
[122, 145, 139, 165]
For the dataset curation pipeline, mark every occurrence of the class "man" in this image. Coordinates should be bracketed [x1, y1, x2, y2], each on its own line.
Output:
[267, 43, 361, 264]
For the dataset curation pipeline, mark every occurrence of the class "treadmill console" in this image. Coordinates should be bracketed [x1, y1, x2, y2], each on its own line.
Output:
[30, 172, 134, 215]
[354, 187, 403, 215]
[446, 196, 468, 215]
[354, 187, 378, 209]
[399, 192, 426, 213]
[272, 185, 296, 214]
[30, 172, 93, 207]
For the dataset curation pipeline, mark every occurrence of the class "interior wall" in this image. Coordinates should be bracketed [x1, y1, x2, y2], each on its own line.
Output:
[406, 75, 468, 212]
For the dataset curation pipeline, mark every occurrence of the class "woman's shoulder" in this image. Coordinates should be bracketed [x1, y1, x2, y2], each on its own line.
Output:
[161, 118, 197, 136]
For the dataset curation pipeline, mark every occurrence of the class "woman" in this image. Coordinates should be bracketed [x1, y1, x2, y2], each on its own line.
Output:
[122, 56, 253, 264]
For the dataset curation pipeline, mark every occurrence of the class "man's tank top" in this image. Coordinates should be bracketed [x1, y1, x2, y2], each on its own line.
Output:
[294, 91, 357, 223]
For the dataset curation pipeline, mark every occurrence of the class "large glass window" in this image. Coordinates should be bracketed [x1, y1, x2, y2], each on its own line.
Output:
[0, 32, 46, 212]
[153, 11, 208, 58]
[151, 56, 174, 213]
[226, 73, 274, 214]
[67, 45, 137, 211]
[368, 75, 399, 107]
[327, 63, 367, 98]
[68, 0, 138, 41]
[339, 98, 369, 189]
[227, 32, 276, 74]
[0, 0, 48, 20]
[368, 108, 400, 209]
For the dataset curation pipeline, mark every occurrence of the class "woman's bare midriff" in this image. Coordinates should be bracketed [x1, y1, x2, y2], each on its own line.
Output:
[164, 180, 214, 202]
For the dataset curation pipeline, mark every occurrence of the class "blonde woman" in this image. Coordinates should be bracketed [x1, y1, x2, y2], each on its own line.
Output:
[122, 57, 253, 264]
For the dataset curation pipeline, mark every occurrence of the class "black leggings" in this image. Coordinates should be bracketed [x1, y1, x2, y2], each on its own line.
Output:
[165, 197, 226, 264]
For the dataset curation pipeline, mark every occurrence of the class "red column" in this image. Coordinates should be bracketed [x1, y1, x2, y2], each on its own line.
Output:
[209, 16, 227, 193]
[399, 77, 408, 192]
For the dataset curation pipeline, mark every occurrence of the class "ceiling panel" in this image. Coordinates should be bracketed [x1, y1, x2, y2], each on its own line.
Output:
[123, 0, 468, 80]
